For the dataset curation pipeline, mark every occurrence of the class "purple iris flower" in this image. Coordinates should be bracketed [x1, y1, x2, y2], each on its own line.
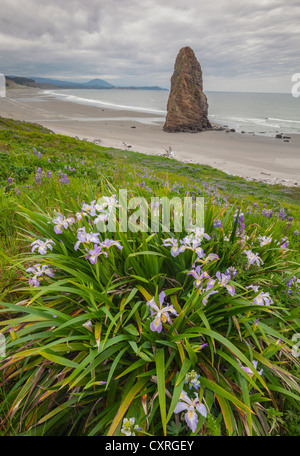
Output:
[162, 238, 181, 257]
[100, 239, 123, 250]
[187, 266, 210, 289]
[74, 228, 100, 251]
[243, 250, 264, 267]
[146, 291, 178, 333]
[202, 288, 218, 306]
[86, 244, 108, 265]
[239, 360, 263, 377]
[174, 390, 207, 433]
[31, 239, 55, 255]
[253, 291, 273, 306]
[258, 235, 272, 247]
[194, 253, 219, 268]
[52, 214, 75, 234]
[28, 276, 40, 287]
[26, 264, 55, 287]
[216, 271, 235, 296]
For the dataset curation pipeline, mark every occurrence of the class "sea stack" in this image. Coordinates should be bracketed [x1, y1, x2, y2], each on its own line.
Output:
[163, 47, 211, 132]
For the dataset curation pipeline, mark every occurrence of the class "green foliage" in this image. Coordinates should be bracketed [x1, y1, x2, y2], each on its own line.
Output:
[204, 414, 222, 436]
[0, 117, 299, 436]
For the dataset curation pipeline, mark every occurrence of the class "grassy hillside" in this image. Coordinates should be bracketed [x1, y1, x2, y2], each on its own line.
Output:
[0, 117, 299, 436]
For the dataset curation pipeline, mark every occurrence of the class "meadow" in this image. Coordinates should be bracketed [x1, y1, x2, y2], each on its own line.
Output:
[0, 117, 299, 436]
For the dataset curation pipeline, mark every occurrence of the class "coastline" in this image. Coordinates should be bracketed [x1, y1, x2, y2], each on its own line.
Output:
[1, 87, 300, 187]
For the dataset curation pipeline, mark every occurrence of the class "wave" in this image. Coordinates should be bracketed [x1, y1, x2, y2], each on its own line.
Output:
[211, 113, 300, 134]
[211, 115, 281, 128]
[267, 117, 300, 124]
[42, 90, 167, 115]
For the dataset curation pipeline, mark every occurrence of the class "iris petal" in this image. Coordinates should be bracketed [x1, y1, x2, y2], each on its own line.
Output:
[185, 407, 198, 433]
[196, 403, 207, 417]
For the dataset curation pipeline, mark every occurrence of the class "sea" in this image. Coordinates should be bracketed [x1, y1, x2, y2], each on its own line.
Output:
[43, 89, 300, 136]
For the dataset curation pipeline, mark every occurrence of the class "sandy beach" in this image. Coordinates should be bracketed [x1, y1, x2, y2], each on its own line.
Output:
[1, 87, 299, 187]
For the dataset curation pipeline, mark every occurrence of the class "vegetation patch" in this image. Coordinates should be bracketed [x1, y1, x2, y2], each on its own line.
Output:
[0, 117, 299, 436]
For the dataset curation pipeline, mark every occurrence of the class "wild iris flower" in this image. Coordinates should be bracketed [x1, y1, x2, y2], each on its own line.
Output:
[187, 266, 210, 289]
[162, 238, 181, 257]
[86, 244, 108, 265]
[203, 253, 219, 263]
[179, 237, 204, 257]
[216, 271, 235, 296]
[243, 250, 264, 267]
[162, 228, 210, 258]
[100, 239, 123, 251]
[94, 212, 109, 224]
[31, 239, 55, 255]
[75, 211, 86, 221]
[239, 360, 263, 377]
[82, 196, 118, 220]
[246, 285, 273, 306]
[187, 267, 218, 305]
[146, 291, 178, 333]
[192, 253, 219, 269]
[26, 264, 54, 287]
[99, 195, 118, 211]
[246, 284, 260, 293]
[74, 228, 100, 250]
[253, 291, 273, 306]
[258, 235, 272, 246]
[83, 238, 123, 264]
[187, 227, 211, 242]
[174, 390, 207, 433]
[202, 288, 218, 306]
[52, 213, 75, 234]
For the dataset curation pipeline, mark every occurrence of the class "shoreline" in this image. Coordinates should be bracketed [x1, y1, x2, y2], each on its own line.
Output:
[1, 87, 300, 187]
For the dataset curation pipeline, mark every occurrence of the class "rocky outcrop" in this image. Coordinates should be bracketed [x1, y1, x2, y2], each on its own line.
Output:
[163, 47, 211, 132]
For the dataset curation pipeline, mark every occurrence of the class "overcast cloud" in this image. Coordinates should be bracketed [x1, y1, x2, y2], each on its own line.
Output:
[0, 0, 299, 92]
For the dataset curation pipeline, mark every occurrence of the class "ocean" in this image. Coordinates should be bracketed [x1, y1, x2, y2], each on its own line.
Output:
[43, 88, 300, 136]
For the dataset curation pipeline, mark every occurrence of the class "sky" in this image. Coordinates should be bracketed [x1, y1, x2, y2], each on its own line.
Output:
[0, 0, 299, 93]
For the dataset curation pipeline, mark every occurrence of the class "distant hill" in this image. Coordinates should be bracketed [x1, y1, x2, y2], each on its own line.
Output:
[83, 78, 114, 88]
[6, 75, 167, 91]
[5, 76, 37, 88]
[31, 76, 114, 89]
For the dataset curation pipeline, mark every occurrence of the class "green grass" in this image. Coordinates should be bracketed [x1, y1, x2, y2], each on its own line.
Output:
[0, 117, 299, 436]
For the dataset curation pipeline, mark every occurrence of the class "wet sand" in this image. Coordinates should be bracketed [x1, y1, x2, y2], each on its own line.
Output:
[1, 87, 299, 186]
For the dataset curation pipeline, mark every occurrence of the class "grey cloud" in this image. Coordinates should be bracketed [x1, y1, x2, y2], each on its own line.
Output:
[0, 0, 299, 91]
